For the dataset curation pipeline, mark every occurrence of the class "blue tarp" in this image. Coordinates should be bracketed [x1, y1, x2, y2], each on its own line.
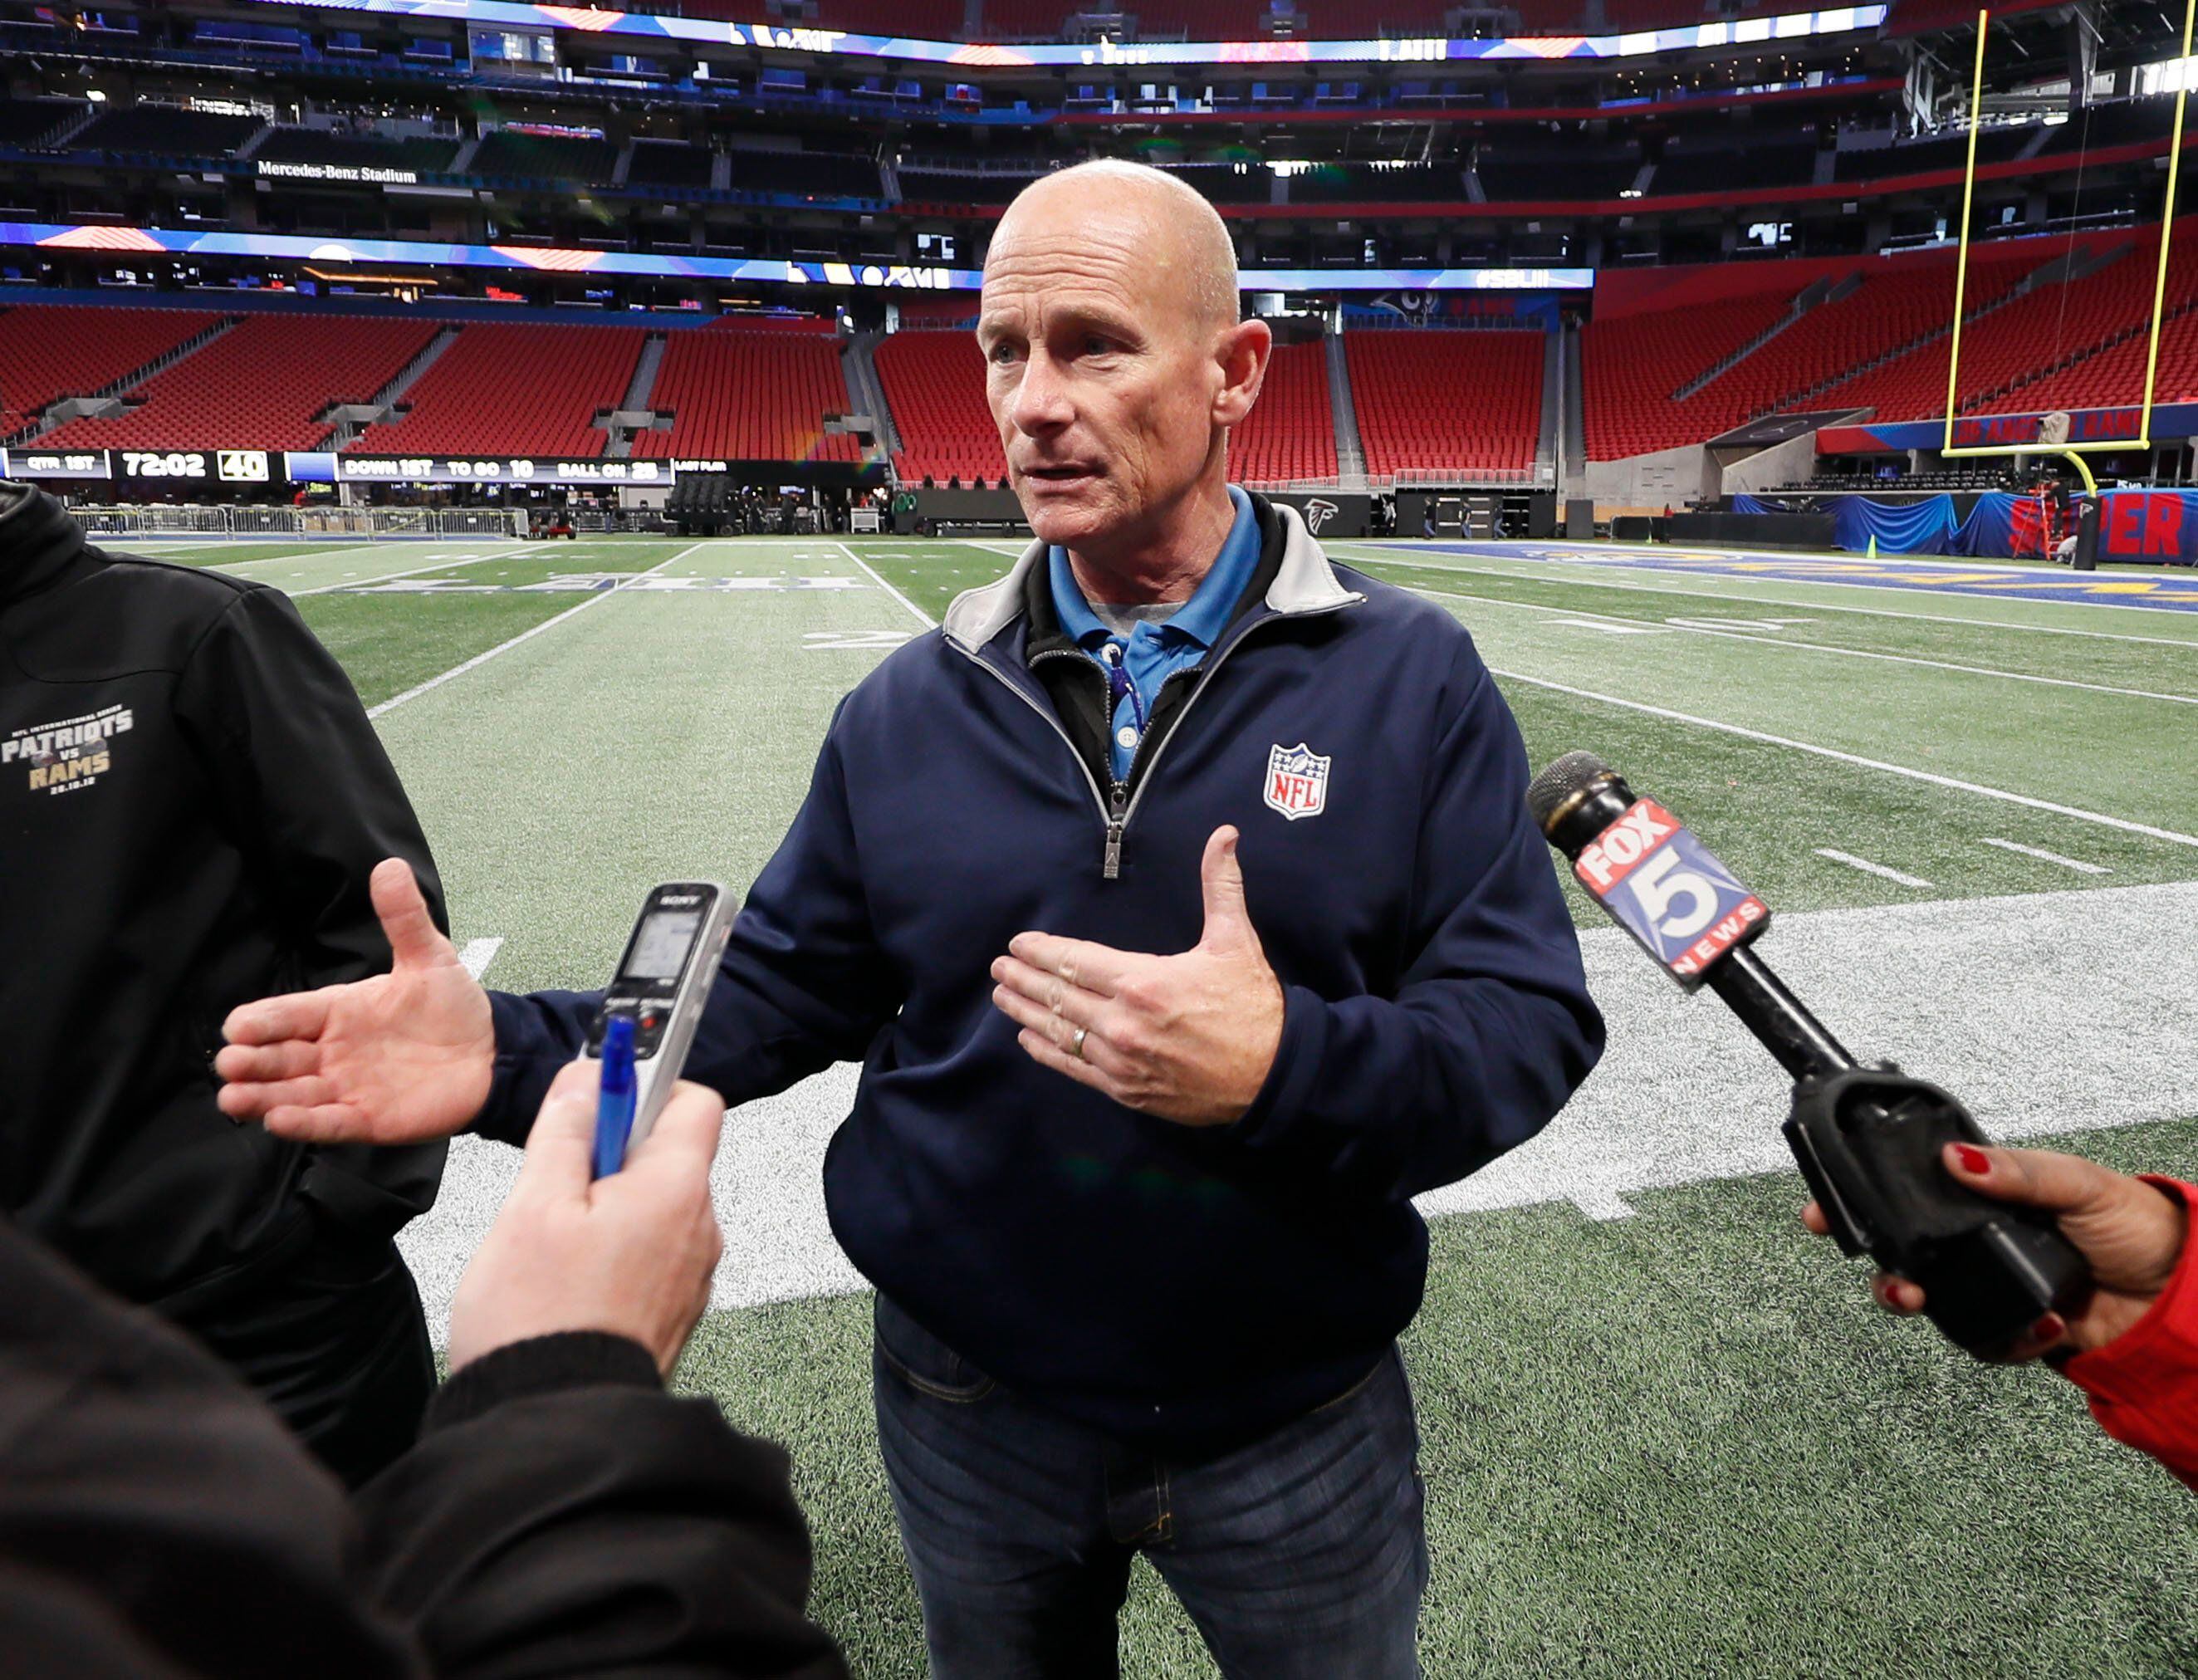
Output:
[1731, 492, 2039, 558]
[1848, 493, 1956, 554]
[1947, 492, 2019, 558]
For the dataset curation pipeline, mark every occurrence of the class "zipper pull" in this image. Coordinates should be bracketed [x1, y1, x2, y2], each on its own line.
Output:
[1104, 781, 1128, 879]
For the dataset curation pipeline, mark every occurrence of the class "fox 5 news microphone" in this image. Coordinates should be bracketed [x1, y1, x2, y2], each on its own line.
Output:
[1526, 750, 2088, 1360]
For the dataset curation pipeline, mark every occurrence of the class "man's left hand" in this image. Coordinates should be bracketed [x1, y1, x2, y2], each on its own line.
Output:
[991, 825, 1283, 1127]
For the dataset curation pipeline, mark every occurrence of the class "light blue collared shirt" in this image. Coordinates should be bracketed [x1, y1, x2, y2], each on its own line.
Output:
[1049, 486, 1261, 782]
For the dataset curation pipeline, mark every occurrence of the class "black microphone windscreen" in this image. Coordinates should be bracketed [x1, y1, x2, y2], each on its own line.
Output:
[1526, 750, 1613, 835]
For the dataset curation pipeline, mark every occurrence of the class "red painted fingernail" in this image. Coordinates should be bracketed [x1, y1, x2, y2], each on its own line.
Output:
[1955, 1145, 1990, 1176]
[2033, 1313, 2065, 1344]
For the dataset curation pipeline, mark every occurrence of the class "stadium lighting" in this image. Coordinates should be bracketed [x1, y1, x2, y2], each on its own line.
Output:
[2139, 54, 2198, 97]
[238, 0, 1888, 71]
[0, 219, 1594, 291]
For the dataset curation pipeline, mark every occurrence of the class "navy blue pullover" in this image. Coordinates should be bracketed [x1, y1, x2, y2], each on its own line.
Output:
[481, 496, 1602, 1450]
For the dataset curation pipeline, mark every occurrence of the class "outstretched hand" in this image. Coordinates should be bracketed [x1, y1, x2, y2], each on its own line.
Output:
[990, 825, 1284, 1126]
[215, 857, 495, 1145]
[1804, 1142, 2189, 1360]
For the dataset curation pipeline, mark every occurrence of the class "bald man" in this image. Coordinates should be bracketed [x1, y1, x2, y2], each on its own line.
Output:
[215, 161, 1603, 1678]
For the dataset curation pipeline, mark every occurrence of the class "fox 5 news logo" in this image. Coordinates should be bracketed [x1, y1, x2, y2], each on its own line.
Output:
[1574, 799, 1767, 986]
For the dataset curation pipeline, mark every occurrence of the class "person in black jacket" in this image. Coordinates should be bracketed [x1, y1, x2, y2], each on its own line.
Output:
[0, 1070, 846, 1679]
[0, 482, 447, 1485]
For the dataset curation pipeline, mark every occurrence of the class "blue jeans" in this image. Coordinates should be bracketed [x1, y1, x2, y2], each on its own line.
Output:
[872, 1296, 1427, 1680]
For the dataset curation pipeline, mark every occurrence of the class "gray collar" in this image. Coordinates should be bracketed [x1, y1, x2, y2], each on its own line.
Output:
[940, 499, 1362, 654]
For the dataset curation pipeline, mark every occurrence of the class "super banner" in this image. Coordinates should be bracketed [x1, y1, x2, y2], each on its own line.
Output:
[0, 449, 674, 486]
[2097, 490, 2198, 564]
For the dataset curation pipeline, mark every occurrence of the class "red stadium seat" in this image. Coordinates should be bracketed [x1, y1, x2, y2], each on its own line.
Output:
[42, 314, 438, 452]
[1347, 331, 1543, 480]
[875, 331, 1006, 487]
[0, 306, 220, 438]
[1582, 271, 1804, 462]
[350, 323, 647, 458]
[1951, 232, 2198, 415]
[1231, 341, 1337, 487]
[629, 326, 861, 463]
[1601, 247, 2036, 454]
[1814, 228, 2197, 422]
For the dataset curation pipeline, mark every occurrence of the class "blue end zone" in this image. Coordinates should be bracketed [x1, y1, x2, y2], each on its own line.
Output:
[1372, 541, 2198, 613]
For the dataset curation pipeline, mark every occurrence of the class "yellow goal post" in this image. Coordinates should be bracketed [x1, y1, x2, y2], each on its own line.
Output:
[1936, 0, 2194, 492]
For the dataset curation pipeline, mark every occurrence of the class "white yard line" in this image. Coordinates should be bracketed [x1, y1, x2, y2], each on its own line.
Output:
[1542, 616, 1670, 635]
[1407, 541, 2198, 593]
[203, 541, 393, 573]
[1408, 585, 2198, 706]
[1980, 838, 2113, 875]
[291, 546, 545, 597]
[367, 543, 702, 719]
[833, 539, 939, 629]
[1343, 548, 2198, 650]
[1486, 667, 2198, 853]
[402, 879, 2198, 1330]
[457, 937, 505, 980]
[1814, 848, 1934, 889]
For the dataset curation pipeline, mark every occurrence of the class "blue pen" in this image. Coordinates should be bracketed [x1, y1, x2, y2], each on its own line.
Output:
[591, 1013, 639, 1180]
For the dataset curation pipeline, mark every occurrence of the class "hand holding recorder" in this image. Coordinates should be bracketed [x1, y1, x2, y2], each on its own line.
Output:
[449, 1064, 727, 1376]
[218, 864, 732, 1166]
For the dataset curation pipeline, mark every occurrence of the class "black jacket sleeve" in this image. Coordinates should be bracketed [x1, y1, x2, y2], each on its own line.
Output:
[173, 582, 450, 981]
[0, 1218, 847, 1680]
[0, 1218, 419, 1680]
[358, 1335, 849, 1680]
[172, 581, 452, 1227]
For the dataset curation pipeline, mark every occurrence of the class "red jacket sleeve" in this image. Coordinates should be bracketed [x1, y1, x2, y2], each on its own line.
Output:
[2061, 1178, 2198, 1492]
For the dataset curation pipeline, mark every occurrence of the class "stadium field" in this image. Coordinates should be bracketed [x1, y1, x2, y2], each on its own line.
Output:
[141, 531, 2198, 1676]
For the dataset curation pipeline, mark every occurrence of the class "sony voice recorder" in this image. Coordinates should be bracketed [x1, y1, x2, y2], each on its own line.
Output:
[585, 881, 735, 1176]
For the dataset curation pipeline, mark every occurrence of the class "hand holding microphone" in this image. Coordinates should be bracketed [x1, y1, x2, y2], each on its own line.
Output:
[1525, 751, 2090, 1361]
[1807, 1141, 2189, 1360]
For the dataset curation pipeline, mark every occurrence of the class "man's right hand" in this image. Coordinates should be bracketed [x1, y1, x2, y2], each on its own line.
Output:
[216, 857, 494, 1145]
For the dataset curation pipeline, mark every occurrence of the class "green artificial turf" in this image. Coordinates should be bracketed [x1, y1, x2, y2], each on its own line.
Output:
[149, 531, 2198, 1677]
[127, 537, 379, 566]
[679, 1115, 2198, 1678]
[1345, 553, 2198, 698]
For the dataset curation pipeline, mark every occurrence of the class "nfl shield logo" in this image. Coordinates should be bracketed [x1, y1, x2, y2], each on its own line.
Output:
[1264, 742, 1329, 821]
